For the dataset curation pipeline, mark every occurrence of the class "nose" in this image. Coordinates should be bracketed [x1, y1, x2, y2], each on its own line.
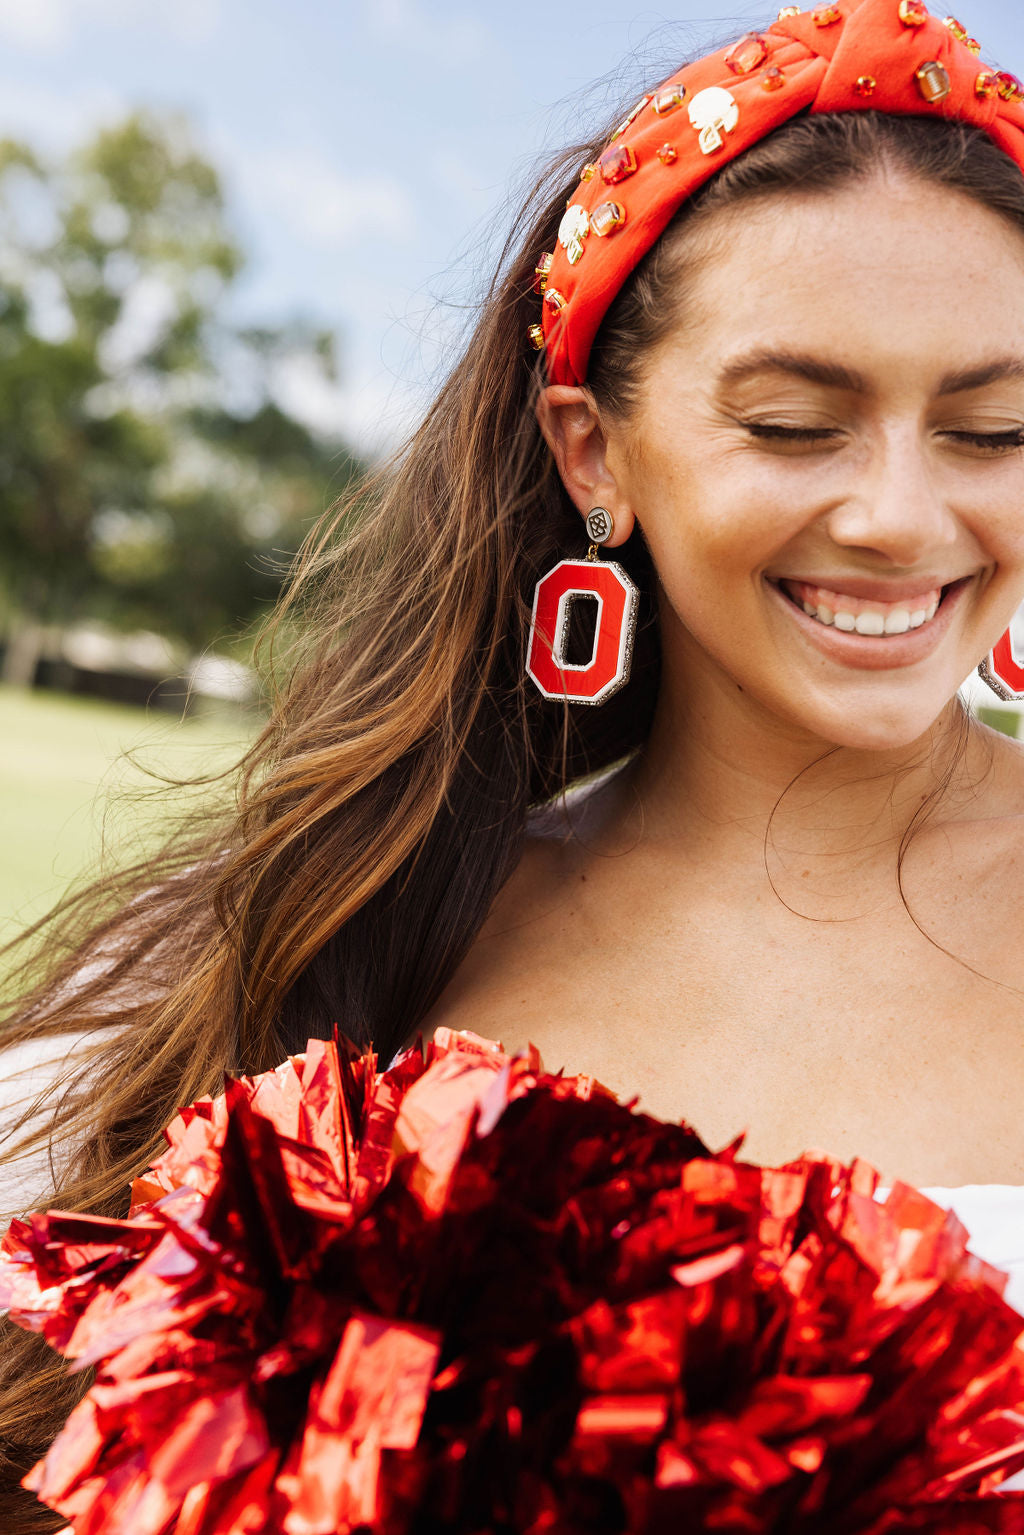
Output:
[824, 430, 959, 567]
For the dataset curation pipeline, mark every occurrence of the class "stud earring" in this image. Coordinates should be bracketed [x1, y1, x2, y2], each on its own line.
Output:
[526, 507, 638, 705]
[978, 627, 1024, 702]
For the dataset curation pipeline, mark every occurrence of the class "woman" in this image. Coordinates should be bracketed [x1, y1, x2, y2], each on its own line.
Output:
[3, 0, 1024, 1518]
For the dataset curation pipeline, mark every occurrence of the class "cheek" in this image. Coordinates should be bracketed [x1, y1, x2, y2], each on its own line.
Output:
[633, 452, 815, 593]
[950, 466, 1024, 574]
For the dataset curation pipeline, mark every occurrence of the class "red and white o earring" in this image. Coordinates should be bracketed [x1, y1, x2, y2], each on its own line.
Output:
[526, 507, 639, 706]
[979, 626, 1024, 702]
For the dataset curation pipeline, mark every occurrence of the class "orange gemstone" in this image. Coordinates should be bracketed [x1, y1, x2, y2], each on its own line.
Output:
[532, 252, 553, 295]
[527, 324, 545, 352]
[656, 142, 678, 164]
[543, 288, 567, 314]
[590, 200, 626, 237]
[598, 144, 638, 184]
[897, 0, 927, 24]
[579, 163, 597, 182]
[976, 70, 998, 98]
[854, 75, 877, 96]
[965, 37, 981, 54]
[652, 83, 686, 115]
[942, 15, 967, 40]
[725, 32, 769, 74]
[762, 65, 786, 91]
[812, 3, 841, 24]
[996, 71, 1024, 102]
[915, 59, 951, 102]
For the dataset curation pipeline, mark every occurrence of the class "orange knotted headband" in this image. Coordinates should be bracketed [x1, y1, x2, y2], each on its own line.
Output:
[535, 0, 1024, 386]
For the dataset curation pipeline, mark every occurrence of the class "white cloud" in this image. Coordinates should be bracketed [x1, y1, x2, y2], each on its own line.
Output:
[0, 0, 66, 48]
[0, 0, 223, 52]
[252, 148, 418, 253]
[367, 0, 488, 67]
[0, 76, 128, 151]
[272, 349, 423, 458]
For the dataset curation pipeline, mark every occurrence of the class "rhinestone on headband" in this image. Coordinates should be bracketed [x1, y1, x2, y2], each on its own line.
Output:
[591, 201, 626, 237]
[652, 83, 686, 115]
[610, 94, 653, 140]
[725, 34, 769, 74]
[915, 60, 951, 102]
[598, 145, 638, 184]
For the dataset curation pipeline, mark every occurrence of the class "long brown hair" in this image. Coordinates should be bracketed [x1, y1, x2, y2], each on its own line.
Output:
[3, 102, 1024, 1527]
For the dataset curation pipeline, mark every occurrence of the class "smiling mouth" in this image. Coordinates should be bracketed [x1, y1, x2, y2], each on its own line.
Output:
[779, 579, 950, 636]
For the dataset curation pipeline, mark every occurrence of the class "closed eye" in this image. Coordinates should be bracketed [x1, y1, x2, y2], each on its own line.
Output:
[942, 428, 1024, 453]
[742, 422, 841, 444]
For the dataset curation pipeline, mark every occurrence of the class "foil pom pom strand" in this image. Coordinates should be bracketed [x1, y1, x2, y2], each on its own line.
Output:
[3, 1028, 1024, 1534]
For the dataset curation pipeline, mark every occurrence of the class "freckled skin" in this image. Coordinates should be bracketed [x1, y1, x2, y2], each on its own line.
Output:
[426, 174, 1024, 1187]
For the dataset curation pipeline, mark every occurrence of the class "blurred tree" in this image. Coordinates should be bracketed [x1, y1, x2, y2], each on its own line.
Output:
[0, 116, 362, 686]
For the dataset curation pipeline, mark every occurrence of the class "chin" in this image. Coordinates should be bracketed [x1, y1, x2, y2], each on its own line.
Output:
[783, 688, 964, 756]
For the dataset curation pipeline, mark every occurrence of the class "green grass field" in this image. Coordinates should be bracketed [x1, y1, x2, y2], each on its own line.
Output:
[0, 686, 255, 948]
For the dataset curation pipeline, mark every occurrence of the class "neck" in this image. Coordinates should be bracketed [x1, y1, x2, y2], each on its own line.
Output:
[626, 625, 979, 884]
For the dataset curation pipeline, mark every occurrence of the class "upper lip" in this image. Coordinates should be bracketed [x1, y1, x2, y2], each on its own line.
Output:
[771, 575, 971, 604]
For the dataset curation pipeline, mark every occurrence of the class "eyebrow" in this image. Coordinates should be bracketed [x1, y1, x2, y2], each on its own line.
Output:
[717, 348, 1024, 396]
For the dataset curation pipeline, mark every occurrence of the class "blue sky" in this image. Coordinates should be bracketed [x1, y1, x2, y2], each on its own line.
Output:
[0, 0, 1021, 453]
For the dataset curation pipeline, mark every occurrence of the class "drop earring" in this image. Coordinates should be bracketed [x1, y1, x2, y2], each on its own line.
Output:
[526, 507, 639, 705]
[979, 626, 1024, 702]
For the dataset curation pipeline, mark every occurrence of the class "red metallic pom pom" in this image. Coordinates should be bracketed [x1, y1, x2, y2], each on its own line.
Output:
[2, 1029, 1023, 1533]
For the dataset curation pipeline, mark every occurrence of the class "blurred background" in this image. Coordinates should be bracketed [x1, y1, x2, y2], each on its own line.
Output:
[1, 0, 1023, 942]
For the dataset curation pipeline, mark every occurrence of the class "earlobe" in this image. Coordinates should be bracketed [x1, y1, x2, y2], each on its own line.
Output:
[535, 384, 636, 547]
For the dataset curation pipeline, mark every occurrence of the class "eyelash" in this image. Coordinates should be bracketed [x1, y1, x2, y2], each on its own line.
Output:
[743, 423, 836, 443]
[743, 423, 1024, 452]
[946, 428, 1024, 452]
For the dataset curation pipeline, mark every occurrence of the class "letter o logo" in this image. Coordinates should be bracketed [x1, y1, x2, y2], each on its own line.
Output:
[980, 626, 1024, 701]
[526, 558, 639, 705]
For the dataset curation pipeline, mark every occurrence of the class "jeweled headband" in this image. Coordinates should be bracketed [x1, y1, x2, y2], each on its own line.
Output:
[533, 0, 1024, 386]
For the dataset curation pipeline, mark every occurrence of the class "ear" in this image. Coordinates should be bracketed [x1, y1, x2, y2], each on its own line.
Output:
[535, 384, 636, 548]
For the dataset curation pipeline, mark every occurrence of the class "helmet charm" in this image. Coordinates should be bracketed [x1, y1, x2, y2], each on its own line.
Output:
[687, 86, 740, 155]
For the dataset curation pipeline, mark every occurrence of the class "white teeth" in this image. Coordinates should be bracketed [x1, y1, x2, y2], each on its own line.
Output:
[791, 586, 944, 634]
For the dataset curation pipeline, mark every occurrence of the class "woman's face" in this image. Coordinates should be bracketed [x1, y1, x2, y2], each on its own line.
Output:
[602, 173, 1024, 752]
